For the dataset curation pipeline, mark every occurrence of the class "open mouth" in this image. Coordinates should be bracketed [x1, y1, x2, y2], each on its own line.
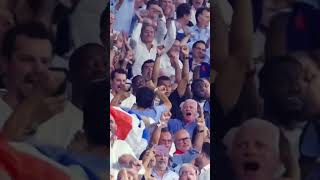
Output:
[243, 161, 260, 172]
[186, 112, 192, 116]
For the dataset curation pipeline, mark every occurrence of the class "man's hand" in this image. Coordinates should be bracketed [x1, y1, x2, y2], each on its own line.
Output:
[157, 45, 165, 57]
[159, 111, 171, 127]
[181, 44, 190, 58]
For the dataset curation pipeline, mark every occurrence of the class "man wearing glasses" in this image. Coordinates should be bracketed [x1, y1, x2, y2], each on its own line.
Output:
[171, 129, 204, 170]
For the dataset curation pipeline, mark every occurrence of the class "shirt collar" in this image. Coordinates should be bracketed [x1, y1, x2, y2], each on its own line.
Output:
[194, 25, 209, 32]
[152, 168, 170, 177]
[202, 164, 210, 171]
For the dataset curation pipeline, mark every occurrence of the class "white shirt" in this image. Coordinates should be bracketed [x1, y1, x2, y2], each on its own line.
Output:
[199, 164, 210, 180]
[70, 0, 108, 48]
[0, 98, 83, 148]
[111, 0, 136, 34]
[190, 6, 197, 25]
[110, 91, 136, 109]
[130, 21, 176, 76]
[159, 53, 183, 80]
[110, 139, 136, 170]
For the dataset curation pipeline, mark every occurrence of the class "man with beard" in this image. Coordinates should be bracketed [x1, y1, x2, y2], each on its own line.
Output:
[151, 145, 179, 179]
[228, 118, 300, 180]
[110, 68, 136, 109]
[191, 78, 210, 127]
[0, 23, 82, 147]
[259, 56, 310, 157]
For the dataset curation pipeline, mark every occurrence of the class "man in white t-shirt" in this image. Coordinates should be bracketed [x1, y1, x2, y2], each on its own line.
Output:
[110, 69, 136, 109]
[0, 23, 82, 148]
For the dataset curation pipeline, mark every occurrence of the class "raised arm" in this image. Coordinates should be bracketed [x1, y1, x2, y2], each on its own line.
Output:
[176, 44, 190, 97]
[214, 0, 253, 115]
[162, 19, 176, 53]
[147, 80, 172, 110]
[152, 48, 163, 85]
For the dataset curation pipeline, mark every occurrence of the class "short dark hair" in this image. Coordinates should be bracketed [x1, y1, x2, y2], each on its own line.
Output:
[161, 127, 171, 133]
[2, 22, 54, 60]
[191, 78, 204, 93]
[176, 3, 191, 19]
[189, 0, 206, 7]
[111, 68, 127, 80]
[69, 43, 106, 80]
[83, 79, 108, 146]
[195, 7, 210, 24]
[141, 59, 155, 72]
[192, 40, 206, 49]
[158, 76, 171, 83]
[258, 56, 302, 97]
[136, 87, 155, 108]
[147, 0, 160, 9]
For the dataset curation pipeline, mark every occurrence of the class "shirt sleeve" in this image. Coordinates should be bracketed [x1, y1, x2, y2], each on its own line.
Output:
[163, 20, 176, 53]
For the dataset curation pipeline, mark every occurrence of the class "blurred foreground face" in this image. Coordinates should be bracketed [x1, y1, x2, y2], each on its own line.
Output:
[5, 34, 52, 98]
[230, 121, 280, 180]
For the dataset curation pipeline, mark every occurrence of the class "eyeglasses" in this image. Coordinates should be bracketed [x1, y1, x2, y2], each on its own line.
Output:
[176, 137, 190, 143]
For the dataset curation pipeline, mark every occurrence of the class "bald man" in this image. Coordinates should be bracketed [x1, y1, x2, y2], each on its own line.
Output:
[171, 129, 200, 170]
[227, 118, 300, 180]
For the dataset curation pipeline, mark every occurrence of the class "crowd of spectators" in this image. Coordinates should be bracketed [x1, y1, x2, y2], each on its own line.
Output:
[109, 0, 211, 179]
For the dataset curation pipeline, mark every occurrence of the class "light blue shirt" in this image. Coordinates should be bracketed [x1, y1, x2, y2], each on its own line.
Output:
[129, 104, 168, 123]
[151, 168, 179, 180]
[111, 0, 135, 34]
[172, 148, 199, 166]
[168, 118, 197, 137]
[188, 25, 210, 49]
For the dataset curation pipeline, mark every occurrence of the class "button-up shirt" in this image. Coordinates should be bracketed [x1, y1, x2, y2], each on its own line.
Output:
[199, 164, 210, 180]
[111, 0, 136, 34]
[151, 168, 179, 180]
[188, 25, 210, 49]
[130, 21, 176, 76]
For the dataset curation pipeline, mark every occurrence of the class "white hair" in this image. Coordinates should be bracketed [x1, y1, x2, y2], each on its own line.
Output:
[224, 118, 280, 155]
[179, 99, 198, 111]
[178, 163, 199, 176]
